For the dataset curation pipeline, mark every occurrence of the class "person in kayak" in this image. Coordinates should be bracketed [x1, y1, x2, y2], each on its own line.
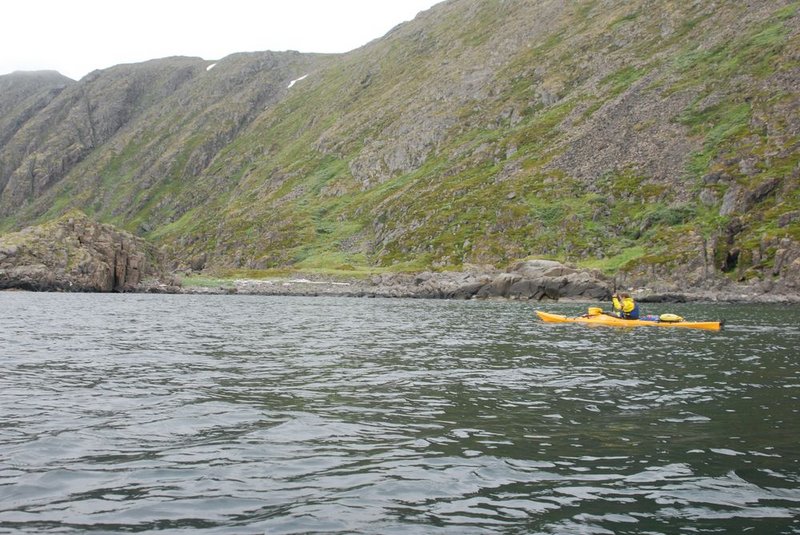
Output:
[611, 292, 640, 319]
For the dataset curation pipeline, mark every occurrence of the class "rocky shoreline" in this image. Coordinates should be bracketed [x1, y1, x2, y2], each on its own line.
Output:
[3, 213, 799, 303]
[165, 260, 610, 301]
[6, 260, 800, 303]
[145, 262, 800, 304]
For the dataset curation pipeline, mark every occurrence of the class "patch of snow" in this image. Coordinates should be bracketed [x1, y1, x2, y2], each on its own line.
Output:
[287, 74, 308, 89]
[206, 63, 217, 71]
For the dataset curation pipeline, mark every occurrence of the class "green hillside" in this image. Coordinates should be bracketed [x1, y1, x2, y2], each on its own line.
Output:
[1, 0, 798, 289]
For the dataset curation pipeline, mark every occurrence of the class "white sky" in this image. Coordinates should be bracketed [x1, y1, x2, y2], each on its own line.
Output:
[0, 0, 443, 80]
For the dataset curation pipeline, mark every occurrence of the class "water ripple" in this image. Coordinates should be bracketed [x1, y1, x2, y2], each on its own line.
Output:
[1, 294, 798, 533]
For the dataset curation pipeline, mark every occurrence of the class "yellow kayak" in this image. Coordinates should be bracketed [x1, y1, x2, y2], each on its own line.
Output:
[536, 310, 723, 331]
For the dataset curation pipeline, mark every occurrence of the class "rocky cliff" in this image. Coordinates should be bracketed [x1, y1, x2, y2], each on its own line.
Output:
[0, 211, 164, 291]
[1, 0, 799, 295]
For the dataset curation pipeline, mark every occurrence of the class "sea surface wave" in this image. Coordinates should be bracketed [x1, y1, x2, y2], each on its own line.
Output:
[1, 293, 798, 534]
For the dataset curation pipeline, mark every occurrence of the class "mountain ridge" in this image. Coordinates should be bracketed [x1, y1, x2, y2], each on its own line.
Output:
[1, 0, 799, 294]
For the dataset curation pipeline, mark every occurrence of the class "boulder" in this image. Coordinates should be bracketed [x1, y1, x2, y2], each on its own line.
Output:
[502, 260, 611, 300]
[399, 260, 612, 301]
[446, 282, 486, 300]
[476, 273, 522, 298]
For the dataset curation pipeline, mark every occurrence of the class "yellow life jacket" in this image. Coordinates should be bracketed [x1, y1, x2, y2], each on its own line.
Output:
[612, 296, 637, 317]
[621, 297, 636, 314]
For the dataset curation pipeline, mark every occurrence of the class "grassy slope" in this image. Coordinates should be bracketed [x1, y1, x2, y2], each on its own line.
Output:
[171, 0, 798, 279]
[2, 0, 798, 283]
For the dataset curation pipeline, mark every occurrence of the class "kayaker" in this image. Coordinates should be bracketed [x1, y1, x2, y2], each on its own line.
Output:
[611, 292, 640, 319]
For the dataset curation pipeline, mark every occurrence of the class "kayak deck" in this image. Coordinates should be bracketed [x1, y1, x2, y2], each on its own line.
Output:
[536, 311, 722, 331]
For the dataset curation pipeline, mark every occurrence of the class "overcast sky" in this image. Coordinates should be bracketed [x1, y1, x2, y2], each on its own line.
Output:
[1, 0, 443, 80]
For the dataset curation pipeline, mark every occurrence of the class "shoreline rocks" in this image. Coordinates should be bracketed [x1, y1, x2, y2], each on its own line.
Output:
[165, 258, 800, 303]
[166, 259, 614, 301]
[165, 275, 800, 303]
[3, 214, 799, 303]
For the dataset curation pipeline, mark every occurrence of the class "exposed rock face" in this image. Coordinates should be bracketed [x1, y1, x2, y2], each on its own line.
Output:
[0, 71, 73, 146]
[0, 53, 331, 219]
[612, 229, 800, 298]
[0, 211, 164, 291]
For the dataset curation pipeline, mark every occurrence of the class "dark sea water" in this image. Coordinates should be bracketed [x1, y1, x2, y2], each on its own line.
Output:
[1, 292, 799, 534]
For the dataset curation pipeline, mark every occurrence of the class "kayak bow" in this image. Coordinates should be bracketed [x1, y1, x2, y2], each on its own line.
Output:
[536, 310, 723, 331]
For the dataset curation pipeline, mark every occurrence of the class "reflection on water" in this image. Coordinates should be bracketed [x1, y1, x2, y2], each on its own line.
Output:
[1, 293, 799, 534]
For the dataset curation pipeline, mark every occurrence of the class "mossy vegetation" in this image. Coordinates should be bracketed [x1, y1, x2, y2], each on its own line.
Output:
[600, 66, 647, 97]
